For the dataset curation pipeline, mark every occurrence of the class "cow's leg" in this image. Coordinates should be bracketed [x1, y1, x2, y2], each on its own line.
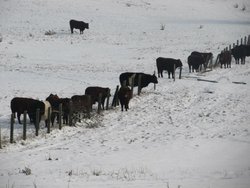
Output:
[168, 72, 170, 79]
[17, 112, 22, 124]
[70, 27, 73, 34]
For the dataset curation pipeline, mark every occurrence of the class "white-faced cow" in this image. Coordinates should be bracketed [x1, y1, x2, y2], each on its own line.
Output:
[85, 87, 110, 110]
[156, 57, 183, 79]
[119, 72, 158, 90]
[69, 19, 89, 34]
[118, 86, 132, 111]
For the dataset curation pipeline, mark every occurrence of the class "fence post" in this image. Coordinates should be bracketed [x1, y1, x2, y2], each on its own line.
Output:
[244, 36, 247, 45]
[47, 107, 51, 134]
[233, 43, 235, 48]
[35, 108, 40, 136]
[112, 85, 119, 107]
[69, 100, 73, 126]
[10, 114, 14, 143]
[105, 89, 110, 110]
[59, 104, 62, 130]
[237, 40, 239, 46]
[23, 111, 27, 140]
[248, 35, 250, 45]
[97, 93, 102, 114]
[179, 66, 182, 79]
[138, 74, 142, 95]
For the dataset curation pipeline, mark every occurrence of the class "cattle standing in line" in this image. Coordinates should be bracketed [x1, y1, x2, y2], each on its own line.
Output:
[85, 87, 110, 110]
[119, 72, 158, 90]
[156, 57, 183, 78]
[118, 86, 132, 111]
[46, 94, 70, 125]
[219, 51, 232, 68]
[69, 19, 89, 34]
[11, 97, 51, 126]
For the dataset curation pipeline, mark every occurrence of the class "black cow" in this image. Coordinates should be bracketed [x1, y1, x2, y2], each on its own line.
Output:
[85, 87, 110, 110]
[10, 97, 50, 126]
[11, 97, 34, 124]
[231, 45, 250, 64]
[119, 72, 158, 90]
[69, 19, 89, 34]
[219, 51, 232, 68]
[71, 95, 92, 113]
[156, 57, 183, 78]
[118, 86, 132, 111]
[46, 94, 70, 125]
[187, 54, 205, 72]
[191, 51, 213, 69]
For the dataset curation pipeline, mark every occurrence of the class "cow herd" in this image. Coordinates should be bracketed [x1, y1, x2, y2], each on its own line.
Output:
[9, 19, 250, 128]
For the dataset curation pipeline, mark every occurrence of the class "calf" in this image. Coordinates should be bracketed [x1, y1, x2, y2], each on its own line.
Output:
[156, 57, 183, 78]
[69, 19, 89, 34]
[118, 86, 132, 111]
[85, 87, 110, 110]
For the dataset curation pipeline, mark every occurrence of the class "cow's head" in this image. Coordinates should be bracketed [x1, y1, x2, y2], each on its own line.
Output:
[151, 73, 158, 84]
[86, 23, 89, 29]
[176, 59, 183, 68]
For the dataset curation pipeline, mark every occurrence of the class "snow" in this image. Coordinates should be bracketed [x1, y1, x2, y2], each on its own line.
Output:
[0, 0, 250, 187]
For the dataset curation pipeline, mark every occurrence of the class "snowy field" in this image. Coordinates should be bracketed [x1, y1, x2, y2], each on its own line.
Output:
[0, 0, 250, 187]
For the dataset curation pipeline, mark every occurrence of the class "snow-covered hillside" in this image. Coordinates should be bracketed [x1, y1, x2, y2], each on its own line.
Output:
[0, 0, 250, 187]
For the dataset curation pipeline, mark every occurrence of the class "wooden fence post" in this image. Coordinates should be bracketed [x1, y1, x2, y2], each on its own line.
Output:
[10, 114, 14, 143]
[244, 36, 247, 45]
[97, 93, 102, 114]
[179, 67, 182, 79]
[237, 40, 239, 46]
[23, 111, 27, 140]
[105, 89, 110, 110]
[69, 100, 73, 126]
[138, 74, 142, 95]
[59, 104, 62, 130]
[35, 109, 40, 136]
[112, 86, 119, 107]
[241, 38, 243, 45]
